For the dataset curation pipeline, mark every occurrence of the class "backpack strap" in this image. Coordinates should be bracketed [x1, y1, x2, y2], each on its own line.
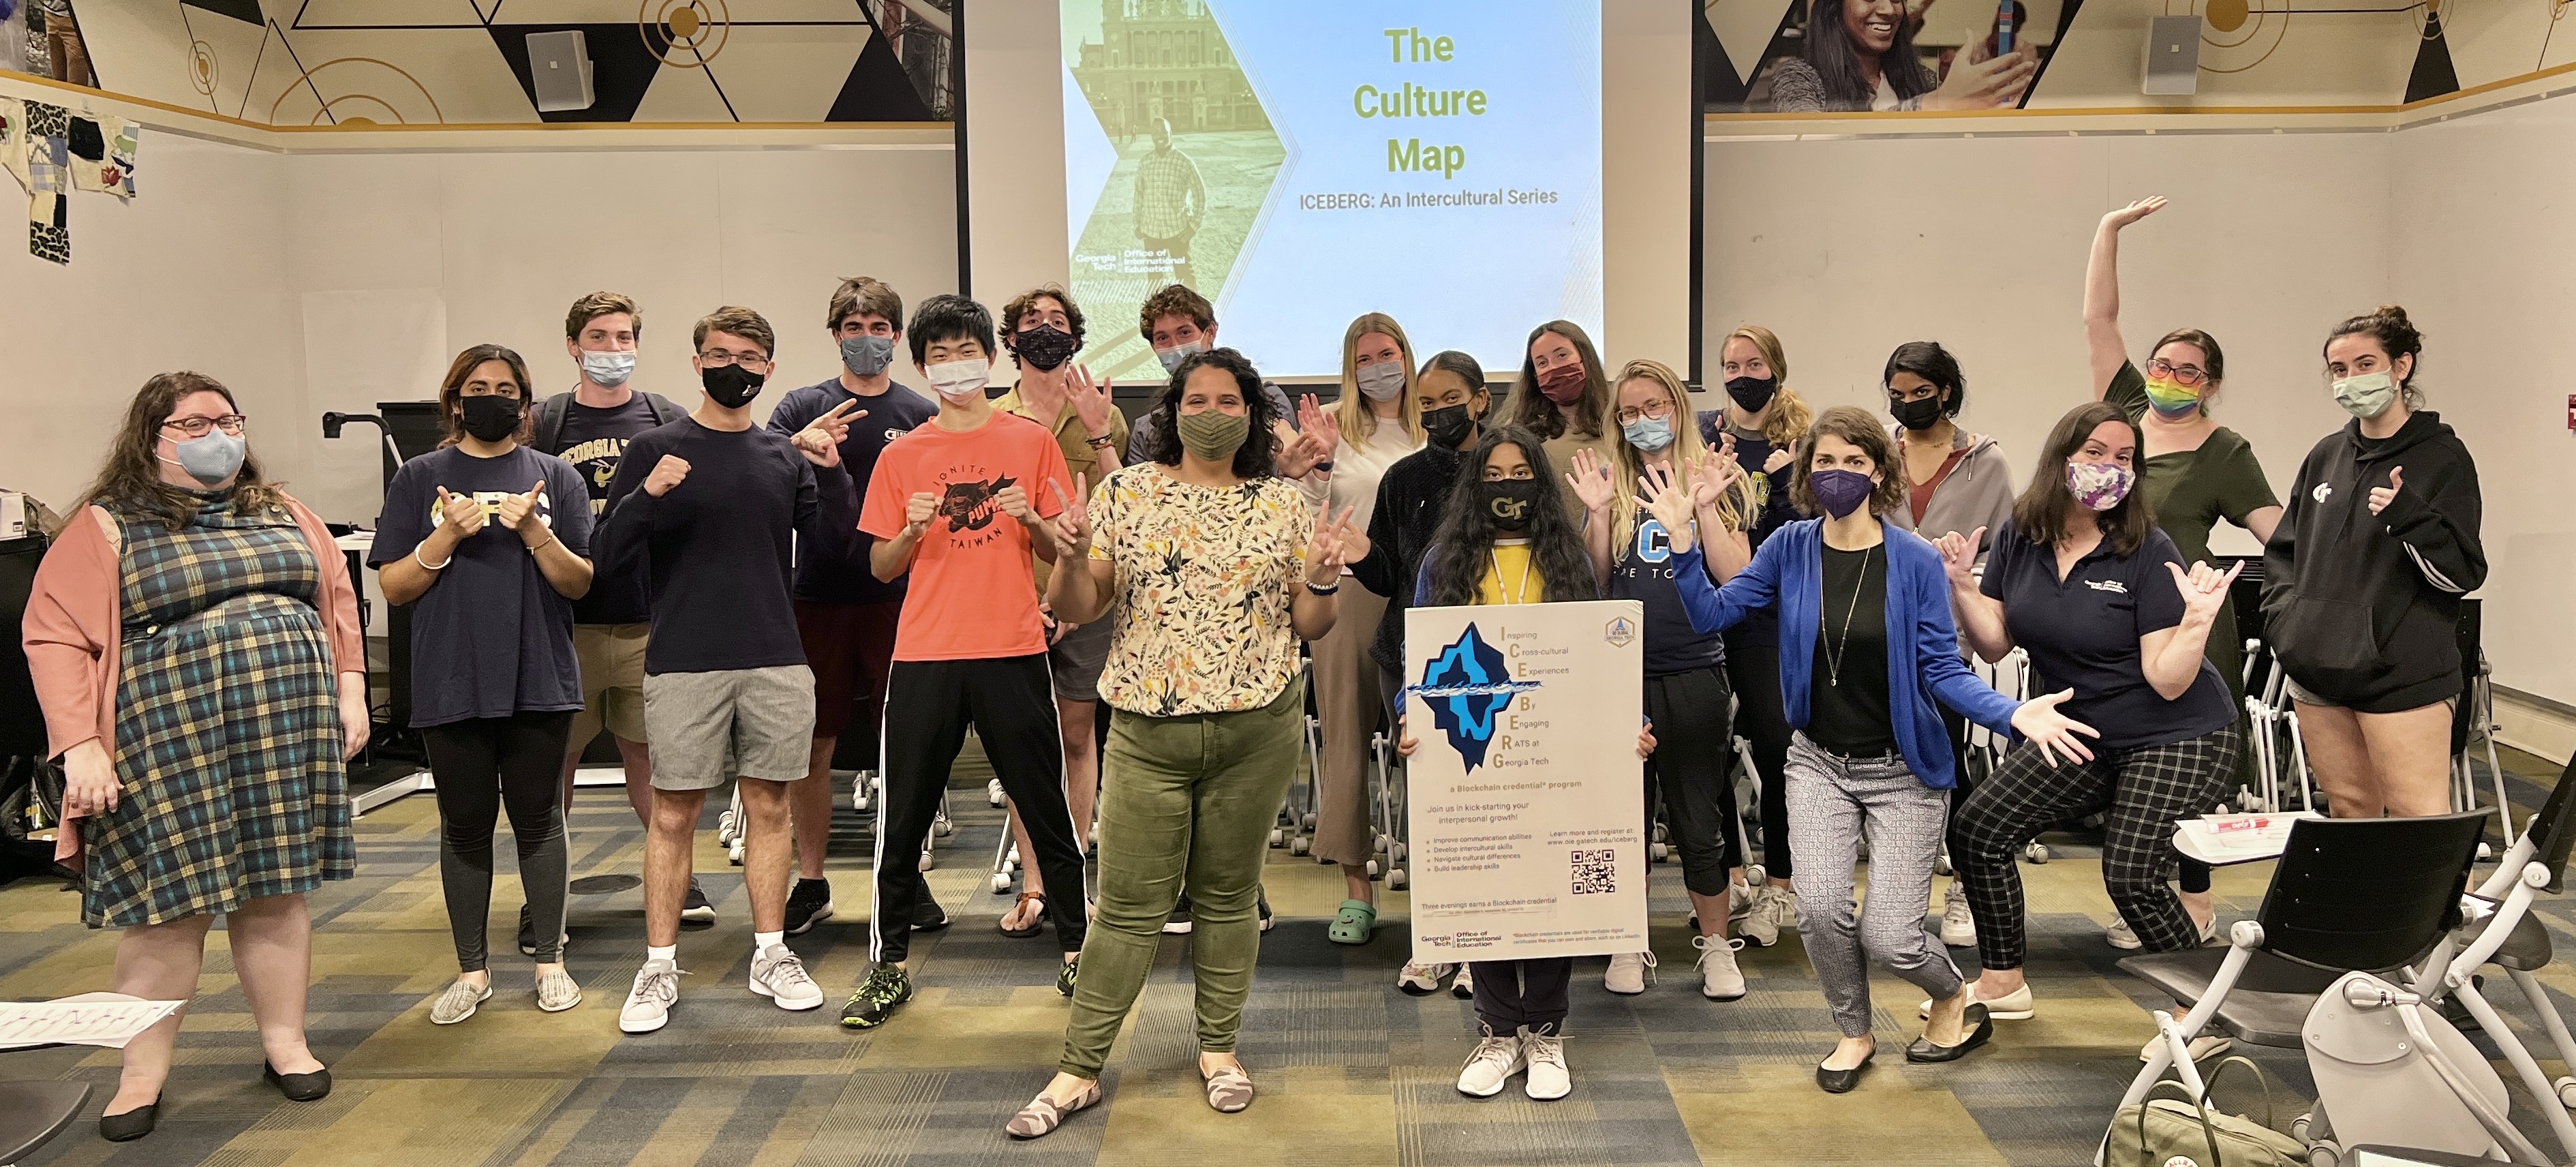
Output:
[645, 392, 685, 425]
[533, 391, 577, 455]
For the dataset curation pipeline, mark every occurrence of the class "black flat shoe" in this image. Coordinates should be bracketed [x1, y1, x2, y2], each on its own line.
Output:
[1814, 1052, 1873, 1093]
[99, 1098, 160, 1142]
[1906, 1003, 1995, 1063]
[262, 1061, 332, 1102]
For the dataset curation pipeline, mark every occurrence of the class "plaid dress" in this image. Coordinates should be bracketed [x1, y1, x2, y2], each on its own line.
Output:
[84, 496, 354, 927]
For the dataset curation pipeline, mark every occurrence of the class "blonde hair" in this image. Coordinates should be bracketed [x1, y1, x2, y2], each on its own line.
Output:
[1334, 312, 1424, 446]
[1721, 324, 1813, 450]
[1607, 359, 1758, 555]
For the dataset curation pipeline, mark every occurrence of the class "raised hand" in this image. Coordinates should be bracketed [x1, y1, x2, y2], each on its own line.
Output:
[2367, 465, 2404, 516]
[1277, 429, 1333, 479]
[904, 490, 938, 534]
[1638, 464, 1698, 554]
[2009, 688, 2102, 768]
[2102, 195, 2168, 232]
[1295, 393, 1338, 456]
[1304, 504, 1362, 585]
[1067, 365, 1115, 436]
[643, 455, 691, 498]
[1690, 442, 1745, 515]
[796, 400, 865, 467]
[1935, 525, 1985, 590]
[496, 480, 550, 546]
[1048, 473, 1093, 553]
[1922, 27, 2037, 110]
[1564, 446, 1616, 515]
[437, 485, 487, 537]
[1762, 446, 1794, 475]
[2167, 559, 2244, 623]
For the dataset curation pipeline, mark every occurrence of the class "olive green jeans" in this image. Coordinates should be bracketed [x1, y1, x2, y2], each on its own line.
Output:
[1057, 677, 1303, 1078]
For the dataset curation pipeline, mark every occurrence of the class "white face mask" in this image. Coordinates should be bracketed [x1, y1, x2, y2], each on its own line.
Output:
[924, 358, 992, 402]
[581, 349, 637, 388]
[1154, 341, 1203, 374]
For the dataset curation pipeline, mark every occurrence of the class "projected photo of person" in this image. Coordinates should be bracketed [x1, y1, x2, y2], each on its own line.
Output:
[1065, 0, 1283, 382]
[1706, 0, 2059, 113]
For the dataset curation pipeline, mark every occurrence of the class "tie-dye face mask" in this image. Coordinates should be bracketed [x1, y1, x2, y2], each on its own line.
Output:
[2065, 460, 2136, 512]
[2141, 374, 2203, 420]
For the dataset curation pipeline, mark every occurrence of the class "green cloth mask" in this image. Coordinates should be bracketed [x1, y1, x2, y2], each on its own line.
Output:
[1177, 408, 1251, 462]
[2331, 371, 2397, 420]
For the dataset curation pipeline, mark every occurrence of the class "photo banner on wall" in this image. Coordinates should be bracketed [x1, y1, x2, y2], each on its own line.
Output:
[1702, 0, 2087, 112]
[1060, 0, 1604, 382]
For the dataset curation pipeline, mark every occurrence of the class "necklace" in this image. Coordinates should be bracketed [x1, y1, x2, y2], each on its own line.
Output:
[1822, 545, 1874, 688]
[1490, 545, 1536, 606]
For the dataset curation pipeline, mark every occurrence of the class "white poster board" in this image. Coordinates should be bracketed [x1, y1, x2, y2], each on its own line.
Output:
[1404, 598, 1646, 965]
[0, 993, 185, 1050]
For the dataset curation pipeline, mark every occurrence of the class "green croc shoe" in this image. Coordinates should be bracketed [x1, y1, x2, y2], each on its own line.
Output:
[1328, 898, 1377, 945]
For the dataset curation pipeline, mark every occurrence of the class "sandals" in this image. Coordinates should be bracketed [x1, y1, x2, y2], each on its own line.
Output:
[1005, 1078, 1103, 1139]
[1000, 892, 1045, 939]
[1328, 898, 1377, 945]
[1203, 1063, 1255, 1112]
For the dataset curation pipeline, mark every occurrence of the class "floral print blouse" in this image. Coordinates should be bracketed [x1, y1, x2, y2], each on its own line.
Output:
[1090, 463, 1314, 716]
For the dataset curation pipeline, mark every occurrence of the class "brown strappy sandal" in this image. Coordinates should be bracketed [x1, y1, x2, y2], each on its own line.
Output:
[1005, 1079, 1102, 1139]
[1000, 892, 1045, 939]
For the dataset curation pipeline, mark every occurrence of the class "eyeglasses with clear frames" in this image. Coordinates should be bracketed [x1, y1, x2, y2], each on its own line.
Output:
[699, 350, 771, 369]
[2144, 358, 2210, 387]
[1614, 398, 1673, 426]
[161, 415, 248, 438]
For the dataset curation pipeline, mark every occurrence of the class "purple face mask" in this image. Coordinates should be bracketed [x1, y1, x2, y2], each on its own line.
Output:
[2066, 460, 2136, 511]
[1809, 468, 1875, 519]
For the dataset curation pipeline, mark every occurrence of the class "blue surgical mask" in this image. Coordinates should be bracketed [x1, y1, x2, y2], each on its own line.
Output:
[1155, 341, 1203, 374]
[579, 349, 635, 388]
[162, 429, 247, 487]
[1621, 414, 1674, 453]
[840, 334, 895, 377]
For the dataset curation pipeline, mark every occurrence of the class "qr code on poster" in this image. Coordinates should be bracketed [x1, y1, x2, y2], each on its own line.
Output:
[1570, 849, 1617, 896]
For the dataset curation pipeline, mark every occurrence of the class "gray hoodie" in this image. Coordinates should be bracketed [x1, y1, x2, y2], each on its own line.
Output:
[1884, 423, 2017, 564]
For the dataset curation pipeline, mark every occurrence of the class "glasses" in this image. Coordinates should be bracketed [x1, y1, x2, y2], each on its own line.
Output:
[161, 415, 247, 438]
[1614, 399, 1673, 425]
[699, 350, 771, 369]
[2145, 358, 2210, 387]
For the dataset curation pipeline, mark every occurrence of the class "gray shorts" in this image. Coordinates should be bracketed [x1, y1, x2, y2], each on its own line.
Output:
[642, 665, 816, 791]
[1048, 616, 1116, 703]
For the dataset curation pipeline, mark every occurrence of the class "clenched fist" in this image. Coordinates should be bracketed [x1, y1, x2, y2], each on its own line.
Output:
[644, 455, 692, 498]
[904, 491, 938, 534]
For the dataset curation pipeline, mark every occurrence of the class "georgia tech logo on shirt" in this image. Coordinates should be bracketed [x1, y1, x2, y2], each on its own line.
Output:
[2312, 482, 2333, 504]
[429, 489, 551, 531]
[2083, 579, 2128, 594]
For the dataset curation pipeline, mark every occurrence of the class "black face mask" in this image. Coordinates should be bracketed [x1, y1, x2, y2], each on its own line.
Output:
[459, 394, 524, 442]
[1013, 324, 1079, 372]
[1482, 479, 1542, 530]
[1890, 393, 1946, 432]
[702, 363, 767, 409]
[1422, 403, 1476, 449]
[1725, 375, 1777, 415]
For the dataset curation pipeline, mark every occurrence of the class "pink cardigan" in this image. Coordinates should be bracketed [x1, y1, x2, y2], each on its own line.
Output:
[21, 495, 366, 861]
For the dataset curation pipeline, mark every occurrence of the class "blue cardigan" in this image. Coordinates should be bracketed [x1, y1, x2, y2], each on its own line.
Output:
[1670, 519, 2021, 790]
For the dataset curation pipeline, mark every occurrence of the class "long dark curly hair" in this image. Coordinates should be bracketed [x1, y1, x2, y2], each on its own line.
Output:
[1139, 346, 1281, 479]
[1422, 425, 1597, 609]
[84, 371, 289, 530]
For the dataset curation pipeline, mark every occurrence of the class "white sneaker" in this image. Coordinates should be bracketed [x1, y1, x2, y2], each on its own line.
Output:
[1604, 951, 1655, 995]
[1521, 1026, 1569, 1100]
[2106, 918, 2143, 950]
[1940, 884, 1978, 948]
[1455, 1028, 1524, 1097]
[619, 958, 683, 1033]
[1692, 934, 1747, 1001]
[1398, 960, 1456, 997]
[1452, 965, 1475, 999]
[750, 945, 824, 1011]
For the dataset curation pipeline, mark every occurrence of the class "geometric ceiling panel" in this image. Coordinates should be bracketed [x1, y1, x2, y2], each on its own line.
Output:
[829, 23, 932, 121]
[489, 22, 664, 123]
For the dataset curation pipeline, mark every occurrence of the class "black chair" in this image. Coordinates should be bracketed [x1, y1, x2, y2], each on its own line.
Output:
[2119, 811, 2490, 1048]
[0, 1080, 92, 1163]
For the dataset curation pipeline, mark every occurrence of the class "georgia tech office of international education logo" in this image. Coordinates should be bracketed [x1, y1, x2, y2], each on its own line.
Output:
[1415, 623, 1542, 774]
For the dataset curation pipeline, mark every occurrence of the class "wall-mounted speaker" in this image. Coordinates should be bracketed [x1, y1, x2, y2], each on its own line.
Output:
[526, 29, 596, 112]
[2143, 15, 2202, 95]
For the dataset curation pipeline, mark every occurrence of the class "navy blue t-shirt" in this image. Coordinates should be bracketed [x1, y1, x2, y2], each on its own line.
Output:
[1607, 513, 1726, 677]
[546, 395, 662, 624]
[368, 444, 591, 729]
[1980, 521, 2235, 751]
[765, 377, 936, 606]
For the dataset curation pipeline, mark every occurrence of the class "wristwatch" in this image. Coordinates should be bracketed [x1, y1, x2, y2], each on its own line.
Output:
[1086, 434, 1118, 449]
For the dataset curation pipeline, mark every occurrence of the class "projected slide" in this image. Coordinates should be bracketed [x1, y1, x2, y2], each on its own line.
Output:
[1062, 0, 1602, 380]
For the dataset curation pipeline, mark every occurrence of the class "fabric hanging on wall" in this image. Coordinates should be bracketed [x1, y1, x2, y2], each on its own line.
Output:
[25, 100, 68, 264]
[0, 97, 27, 194]
[66, 113, 134, 197]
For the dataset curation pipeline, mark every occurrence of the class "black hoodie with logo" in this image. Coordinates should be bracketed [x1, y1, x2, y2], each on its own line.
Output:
[2260, 408, 2485, 713]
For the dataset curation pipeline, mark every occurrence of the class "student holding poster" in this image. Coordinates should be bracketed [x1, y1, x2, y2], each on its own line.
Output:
[1397, 425, 1651, 1103]
[1684, 407, 2100, 1094]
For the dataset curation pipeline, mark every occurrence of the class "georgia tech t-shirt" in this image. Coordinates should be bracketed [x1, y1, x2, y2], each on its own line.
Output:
[547, 395, 661, 624]
[859, 412, 1069, 662]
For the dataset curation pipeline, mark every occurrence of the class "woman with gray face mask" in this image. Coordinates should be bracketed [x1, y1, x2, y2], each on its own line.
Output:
[1309, 314, 1426, 946]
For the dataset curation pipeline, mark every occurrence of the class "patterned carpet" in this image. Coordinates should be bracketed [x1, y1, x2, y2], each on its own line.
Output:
[5, 745, 2572, 1166]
